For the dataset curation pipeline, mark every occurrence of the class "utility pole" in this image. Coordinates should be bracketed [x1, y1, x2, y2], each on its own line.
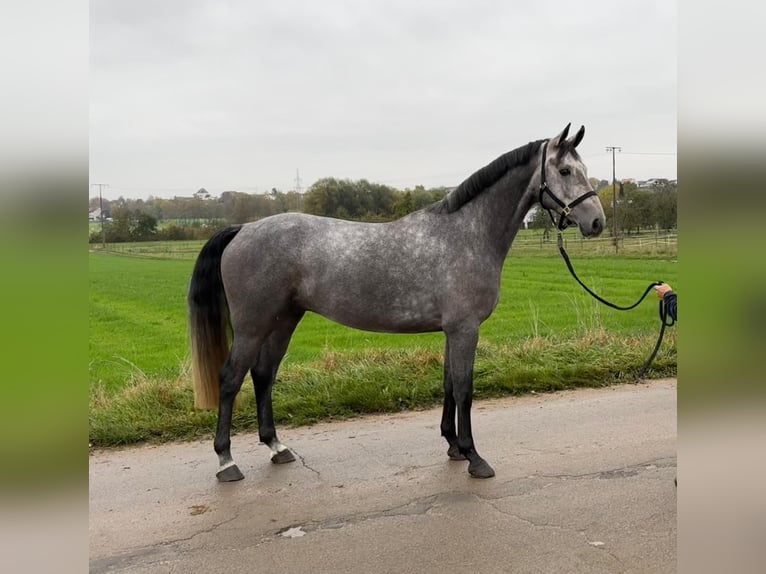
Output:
[294, 169, 303, 211]
[605, 147, 621, 253]
[91, 182, 109, 249]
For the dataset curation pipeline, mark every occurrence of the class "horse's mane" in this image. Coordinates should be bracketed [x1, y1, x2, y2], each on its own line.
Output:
[428, 139, 547, 214]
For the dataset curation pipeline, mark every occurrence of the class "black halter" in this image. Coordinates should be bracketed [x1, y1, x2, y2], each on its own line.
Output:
[538, 140, 599, 231]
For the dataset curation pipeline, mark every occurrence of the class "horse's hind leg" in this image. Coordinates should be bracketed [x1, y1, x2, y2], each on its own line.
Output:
[214, 335, 263, 482]
[445, 326, 495, 479]
[251, 311, 304, 465]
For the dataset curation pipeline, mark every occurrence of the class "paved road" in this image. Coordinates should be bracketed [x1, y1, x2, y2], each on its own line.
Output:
[90, 379, 676, 573]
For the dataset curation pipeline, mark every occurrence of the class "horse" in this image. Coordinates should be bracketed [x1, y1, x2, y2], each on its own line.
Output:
[188, 123, 606, 482]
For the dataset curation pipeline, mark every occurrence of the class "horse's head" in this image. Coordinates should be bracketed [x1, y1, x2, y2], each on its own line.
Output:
[537, 124, 606, 238]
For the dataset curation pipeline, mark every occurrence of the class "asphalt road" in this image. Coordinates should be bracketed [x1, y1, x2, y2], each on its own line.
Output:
[89, 379, 676, 574]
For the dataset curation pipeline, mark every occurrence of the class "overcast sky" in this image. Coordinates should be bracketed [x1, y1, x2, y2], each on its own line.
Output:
[90, 0, 676, 200]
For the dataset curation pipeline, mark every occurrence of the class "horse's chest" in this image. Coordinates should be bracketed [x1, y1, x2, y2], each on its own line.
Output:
[447, 268, 502, 320]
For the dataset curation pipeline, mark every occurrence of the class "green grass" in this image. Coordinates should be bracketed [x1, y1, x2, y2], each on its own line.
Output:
[89, 252, 677, 391]
[89, 232, 677, 446]
[89, 254, 194, 391]
[89, 334, 675, 445]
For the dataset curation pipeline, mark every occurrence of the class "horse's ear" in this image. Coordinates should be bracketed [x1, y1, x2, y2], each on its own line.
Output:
[572, 125, 585, 148]
[552, 123, 571, 147]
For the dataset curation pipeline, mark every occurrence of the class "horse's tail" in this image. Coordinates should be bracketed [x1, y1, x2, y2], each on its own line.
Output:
[188, 225, 242, 409]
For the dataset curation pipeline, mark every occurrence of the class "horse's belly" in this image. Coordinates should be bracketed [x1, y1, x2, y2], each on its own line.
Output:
[304, 291, 443, 334]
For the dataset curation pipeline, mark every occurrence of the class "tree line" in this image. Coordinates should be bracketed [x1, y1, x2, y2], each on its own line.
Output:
[89, 178, 676, 243]
[89, 179, 450, 243]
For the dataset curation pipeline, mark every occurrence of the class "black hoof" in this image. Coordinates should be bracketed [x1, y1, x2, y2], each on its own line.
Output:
[216, 464, 244, 482]
[468, 459, 495, 479]
[447, 445, 467, 461]
[271, 449, 296, 464]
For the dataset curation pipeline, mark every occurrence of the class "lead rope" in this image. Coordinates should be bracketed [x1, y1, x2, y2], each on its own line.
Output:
[538, 139, 674, 379]
[555, 231, 674, 381]
[637, 298, 675, 379]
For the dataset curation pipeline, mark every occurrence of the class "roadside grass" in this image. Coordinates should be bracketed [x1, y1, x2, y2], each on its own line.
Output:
[89, 232, 677, 446]
[89, 330, 675, 446]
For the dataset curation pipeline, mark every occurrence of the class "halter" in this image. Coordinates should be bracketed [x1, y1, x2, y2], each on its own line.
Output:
[538, 140, 599, 231]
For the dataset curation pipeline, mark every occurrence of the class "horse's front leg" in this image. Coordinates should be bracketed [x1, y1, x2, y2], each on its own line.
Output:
[441, 338, 465, 461]
[445, 326, 495, 478]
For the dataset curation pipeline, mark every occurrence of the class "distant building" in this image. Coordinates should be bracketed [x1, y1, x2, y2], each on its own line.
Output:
[638, 178, 669, 189]
[88, 207, 111, 222]
[523, 206, 538, 229]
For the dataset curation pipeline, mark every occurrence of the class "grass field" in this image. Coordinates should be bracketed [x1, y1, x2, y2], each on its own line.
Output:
[89, 230, 677, 445]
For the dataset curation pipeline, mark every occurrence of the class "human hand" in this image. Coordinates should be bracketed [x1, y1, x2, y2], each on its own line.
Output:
[655, 282, 673, 300]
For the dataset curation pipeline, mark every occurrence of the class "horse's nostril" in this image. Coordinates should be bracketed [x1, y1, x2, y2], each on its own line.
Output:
[592, 218, 603, 234]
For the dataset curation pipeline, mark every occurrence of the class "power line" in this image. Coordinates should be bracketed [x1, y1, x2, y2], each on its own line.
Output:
[620, 152, 677, 156]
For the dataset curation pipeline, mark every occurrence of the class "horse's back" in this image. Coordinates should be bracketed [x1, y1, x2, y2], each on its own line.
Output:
[220, 212, 449, 333]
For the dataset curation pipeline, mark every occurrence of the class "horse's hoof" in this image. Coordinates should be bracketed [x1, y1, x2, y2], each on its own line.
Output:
[271, 449, 296, 464]
[216, 464, 244, 482]
[447, 445, 467, 461]
[468, 459, 495, 479]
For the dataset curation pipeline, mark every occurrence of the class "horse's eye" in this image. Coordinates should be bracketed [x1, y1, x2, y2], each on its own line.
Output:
[559, 168, 571, 176]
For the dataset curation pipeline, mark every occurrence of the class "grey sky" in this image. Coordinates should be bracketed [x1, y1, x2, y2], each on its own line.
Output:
[90, 0, 676, 200]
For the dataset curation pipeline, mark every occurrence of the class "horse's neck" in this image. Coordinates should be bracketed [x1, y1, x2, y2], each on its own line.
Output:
[469, 167, 537, 258]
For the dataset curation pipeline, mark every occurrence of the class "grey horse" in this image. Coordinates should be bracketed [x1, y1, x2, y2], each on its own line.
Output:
[189, 123, 606, 481]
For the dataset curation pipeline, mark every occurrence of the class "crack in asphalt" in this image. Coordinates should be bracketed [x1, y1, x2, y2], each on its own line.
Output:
[89, 513, 241, 573]
[90, 456, 675, 571]
[264, 458, 676, 543]
[537, 456, 676, 481]
[227, 458, 673, 548]
[261, 493, 442, 545]
[469, 492, 629, 572]
[472, 492, 573, 531]
[290, 447, 321, 477]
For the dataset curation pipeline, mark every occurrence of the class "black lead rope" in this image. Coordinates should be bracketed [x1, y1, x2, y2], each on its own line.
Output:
[556, 231, 674, 380]
[537, 140, 674, 379]
[637, 299, 675, 379]
[557, 233, 659, 311]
